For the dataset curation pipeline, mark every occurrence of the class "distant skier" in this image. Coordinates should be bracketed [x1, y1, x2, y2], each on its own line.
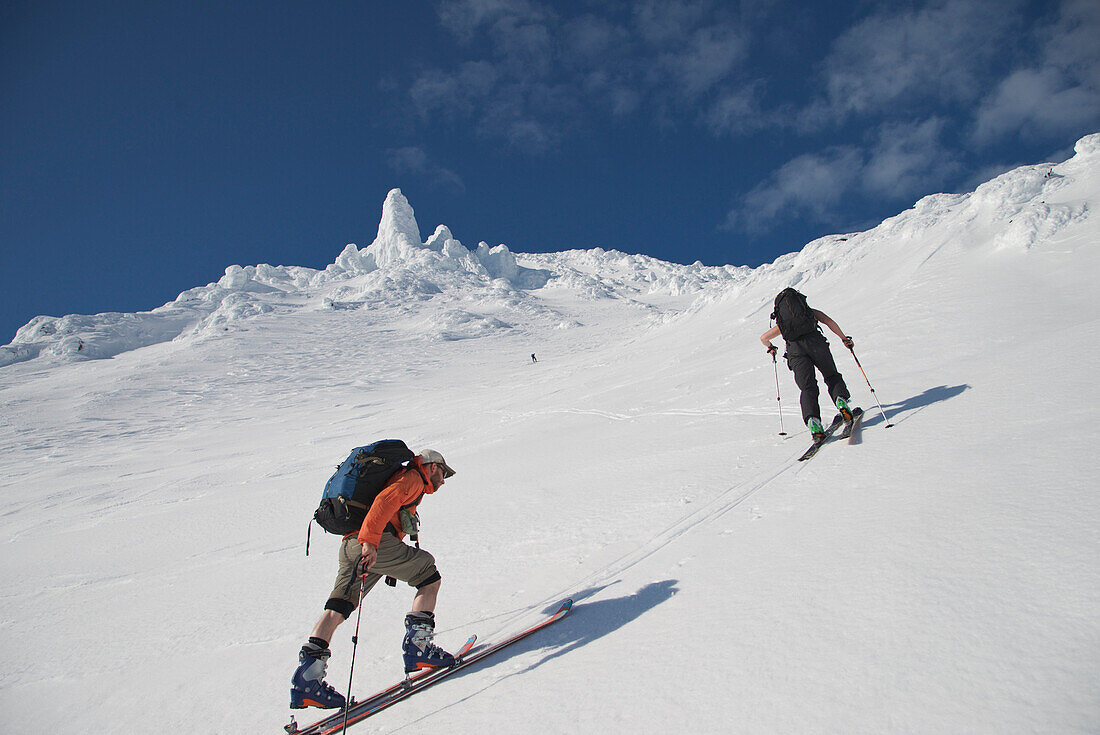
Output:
[531, 353, 537, 363]
[760, 288, 855, 441]
[290, 449, 457, 710]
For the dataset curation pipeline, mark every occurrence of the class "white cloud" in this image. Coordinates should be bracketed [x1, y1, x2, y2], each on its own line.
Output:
[491, 13, 557, 79]
[806, 0, 1022, 125]
[407, 0, 1093, 162]
[409, 61, 499, 118]
[385, 146, 429, 173]
[632, 0, 714, 46]
[437, 0, 551, 41]
[658, 23, 749, 100]
[725, 146, 863, 234]
[384, 146, 466, 193]
[863, 118, 960, 198]
[972, 0, 1100, 144]
[801, 0, 1099, 146]
[410, 0, 754, 151]
[725, 118, 958, 233]
[705, 83, 767, 134]
[973, 68, 1100, 143]
[1040, 0, 1100, 81]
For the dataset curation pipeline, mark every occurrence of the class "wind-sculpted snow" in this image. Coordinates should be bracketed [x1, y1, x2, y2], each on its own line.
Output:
[525, 248, 751, 299]
[0, 190, 730, 366]
[3, 136, 1098, 369]
[5, 311, 195, 362]
[190, 292, 277, 337]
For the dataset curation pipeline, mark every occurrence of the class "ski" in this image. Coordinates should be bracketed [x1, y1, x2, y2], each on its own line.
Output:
[797, 414, 844, 461]
[284, 635, 477, 735]
[332, 598, 573, 731]
[285, 599, 572, 734]
[847, 408, 864, 443]
[839, 407, 864, 440]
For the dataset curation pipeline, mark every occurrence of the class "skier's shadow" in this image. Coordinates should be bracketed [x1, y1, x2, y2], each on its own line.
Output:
[453, 579, 677, 680]
[861, 383, 969, 428]
[395, 581, 677, 729]
[536, 579, 678, 668]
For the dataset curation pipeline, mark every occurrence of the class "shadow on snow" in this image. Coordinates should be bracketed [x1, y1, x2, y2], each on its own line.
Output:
[860, 383, 970, 428]
[404, 581, 678, 723]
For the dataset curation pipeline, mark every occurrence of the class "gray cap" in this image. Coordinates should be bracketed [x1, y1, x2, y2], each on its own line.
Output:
[417, 449, 455, 478]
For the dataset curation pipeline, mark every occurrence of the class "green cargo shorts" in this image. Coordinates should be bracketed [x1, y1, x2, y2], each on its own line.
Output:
[324, 532, 440, 618]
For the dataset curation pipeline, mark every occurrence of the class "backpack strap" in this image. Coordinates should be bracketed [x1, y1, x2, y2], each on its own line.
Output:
[383, 463, 431, 542]
[382, 464, 432, 588]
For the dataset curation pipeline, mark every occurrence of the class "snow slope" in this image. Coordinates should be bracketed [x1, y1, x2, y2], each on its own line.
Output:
[1, 135, 1097, 734]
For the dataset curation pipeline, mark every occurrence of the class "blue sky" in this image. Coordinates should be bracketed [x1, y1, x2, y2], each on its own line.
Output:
[2, 0, 1097, 342]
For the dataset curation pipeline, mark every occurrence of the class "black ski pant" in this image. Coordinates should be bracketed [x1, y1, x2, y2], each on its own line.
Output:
[785, 332, 850, 425]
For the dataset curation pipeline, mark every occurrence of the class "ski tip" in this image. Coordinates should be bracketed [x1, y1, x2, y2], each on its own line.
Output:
[552, 598, 574, 616]
[455, 634, 477, 658]
[538, 598, 574, 619]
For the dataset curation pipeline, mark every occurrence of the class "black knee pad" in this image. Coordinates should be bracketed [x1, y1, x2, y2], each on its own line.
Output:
[324, 597, 355, 619]
[414, 570, 441, 589]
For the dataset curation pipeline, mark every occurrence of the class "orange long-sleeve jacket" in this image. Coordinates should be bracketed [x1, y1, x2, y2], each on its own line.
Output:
[356, 458, 434, 548]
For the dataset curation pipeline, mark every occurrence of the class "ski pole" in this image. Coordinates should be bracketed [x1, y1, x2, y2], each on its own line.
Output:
[771, 352, 787, 435]
[342, 567, 369, 733]
[848, 345, 894, 428]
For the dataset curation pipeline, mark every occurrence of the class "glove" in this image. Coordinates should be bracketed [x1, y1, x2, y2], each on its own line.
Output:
[842, 336, 854, 349]
[766, 345, 777, 357]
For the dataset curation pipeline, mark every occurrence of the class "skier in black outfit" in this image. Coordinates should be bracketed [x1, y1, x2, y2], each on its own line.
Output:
[760, 288, 855, 440]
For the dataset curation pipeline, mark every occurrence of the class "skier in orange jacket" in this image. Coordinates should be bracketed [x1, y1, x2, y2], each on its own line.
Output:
[291, 449, 456, 710]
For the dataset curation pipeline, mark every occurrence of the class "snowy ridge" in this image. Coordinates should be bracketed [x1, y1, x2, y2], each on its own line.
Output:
[1, 189, 743, 366]
[525, 247, 751, 299]
[6, 136, 1095, 368]
[0, 135, 1097, 734]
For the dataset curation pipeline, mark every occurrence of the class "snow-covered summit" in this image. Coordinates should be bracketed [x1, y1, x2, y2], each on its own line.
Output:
[0, 187, 743, 366]
[4, 135, 1098, 369]
[373, 188, 423, 261]
[324, 188, 555, 292]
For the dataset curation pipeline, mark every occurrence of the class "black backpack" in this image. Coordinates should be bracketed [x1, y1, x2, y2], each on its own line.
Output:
[771, 288, 819, 340]
[311, 440, 416, 543]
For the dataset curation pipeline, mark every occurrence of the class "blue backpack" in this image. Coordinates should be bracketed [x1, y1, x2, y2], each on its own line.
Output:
[311, 440, 415, 545]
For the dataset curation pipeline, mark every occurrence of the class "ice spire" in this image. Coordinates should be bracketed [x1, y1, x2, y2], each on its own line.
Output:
[368, 188, 423, 267]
